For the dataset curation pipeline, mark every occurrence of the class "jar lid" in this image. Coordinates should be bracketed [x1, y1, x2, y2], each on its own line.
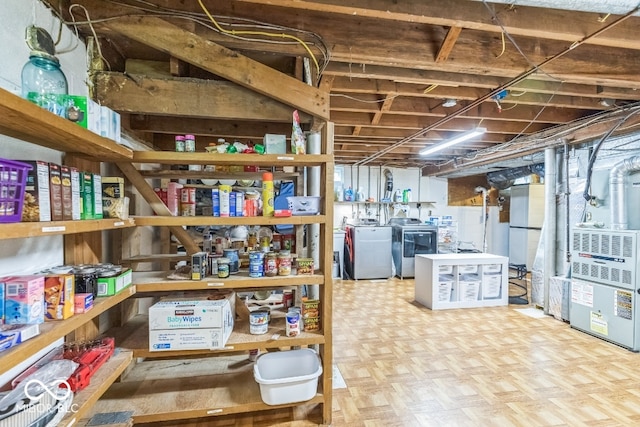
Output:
[29, 50, 60, 64]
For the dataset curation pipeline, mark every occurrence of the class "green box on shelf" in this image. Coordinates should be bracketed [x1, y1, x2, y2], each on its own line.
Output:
[97, 269, 132, 297]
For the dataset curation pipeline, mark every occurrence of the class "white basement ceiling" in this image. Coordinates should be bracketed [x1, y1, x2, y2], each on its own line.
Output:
[475, 0, 640, 15]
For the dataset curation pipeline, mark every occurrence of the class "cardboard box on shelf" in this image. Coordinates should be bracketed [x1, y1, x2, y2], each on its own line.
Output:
[0, 324, 40, 352]
[148, 292, 235, 351]
[97, 269, 132, 297]
[3, 275, 45, 325]
[44, 274, 75, 320]
[19, 160, 51, 222]
[48, 162, 63, 221]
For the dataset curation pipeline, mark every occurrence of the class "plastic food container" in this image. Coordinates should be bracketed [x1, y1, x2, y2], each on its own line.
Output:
[286, 196, 320, 216]
[253, 348, 323, 405]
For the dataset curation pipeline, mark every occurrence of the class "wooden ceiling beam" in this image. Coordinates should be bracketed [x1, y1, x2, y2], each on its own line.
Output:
[102, 16, 329, 120]
[330, 75, 640, 101]
[435, 26, 462, 63]
[233, 0, 640, 50]
[95, 72, 312, 123]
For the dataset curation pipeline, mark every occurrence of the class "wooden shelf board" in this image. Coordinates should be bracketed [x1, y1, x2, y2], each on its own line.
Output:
[139, 170, 300, 180]
[0, 287, 135, 373]
[91, 355, 324, 424]
[58, 350, 133, 427]
[334, 201, 436, 205]
[132, 151, 331, 166]
[110, 314, 324, 358]
[0, 88, 132, 161]
[0, 218, 136, 240]
[122, 253, 189, 263]
[132, 271, 325, 292]
[133, 215, 326, 227]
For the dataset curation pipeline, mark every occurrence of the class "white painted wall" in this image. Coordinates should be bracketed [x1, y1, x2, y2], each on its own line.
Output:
[0, 0, 89, 387]
[334, 165, 509, 254]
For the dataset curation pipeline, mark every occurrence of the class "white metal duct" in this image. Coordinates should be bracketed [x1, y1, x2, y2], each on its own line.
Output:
[610, 156, 640, 230]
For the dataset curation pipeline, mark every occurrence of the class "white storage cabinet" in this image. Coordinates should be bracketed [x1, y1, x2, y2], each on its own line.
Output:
[415, 253, 509, 309]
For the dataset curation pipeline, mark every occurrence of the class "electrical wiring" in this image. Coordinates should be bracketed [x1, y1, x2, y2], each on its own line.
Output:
[423, 84, 439, 94]
[482, 0, 562, 83]
[495, 31, 506, 58]
[582, 107, 640, 203]
[330, 93, 399, 104]
[197, 0, 322, 79]
[58, 0, 332, 78]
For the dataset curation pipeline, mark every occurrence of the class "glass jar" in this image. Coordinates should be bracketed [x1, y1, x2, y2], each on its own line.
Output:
[278, 251, 292, 276]
[264, 252, 278, 277]
[21, 51, 68, 117]
[73, 266, 98, 298]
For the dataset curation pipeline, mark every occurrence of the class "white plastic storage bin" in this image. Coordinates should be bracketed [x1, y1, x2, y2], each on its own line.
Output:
[287, 196, 320, 215]
[254, 348, 323, 405]
[457, 264, 478, 274]
[459, 276, 480, 301]
[481, 274, 502, 299]
[437, 274, 454, 302]
[438, 265, 453, 275]
[482, 264, 502, 274]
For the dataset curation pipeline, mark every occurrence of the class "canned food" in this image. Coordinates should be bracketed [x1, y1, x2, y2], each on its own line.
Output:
[217, 257, 230, 278]
[223, 249, 239, 274]
[249, 309, 269, 335]
[285, 309, 301, 337]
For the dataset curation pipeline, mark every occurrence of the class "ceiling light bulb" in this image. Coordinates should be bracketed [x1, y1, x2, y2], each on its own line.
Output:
[419, 128, 487, 157]
[442, 99, 457, 108]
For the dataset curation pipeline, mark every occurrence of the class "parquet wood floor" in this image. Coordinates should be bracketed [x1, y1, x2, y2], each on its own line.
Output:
[134, 277, 640, 427]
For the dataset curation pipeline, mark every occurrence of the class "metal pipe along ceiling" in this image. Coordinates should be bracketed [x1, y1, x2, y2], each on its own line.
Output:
[610, 156, 640, 230]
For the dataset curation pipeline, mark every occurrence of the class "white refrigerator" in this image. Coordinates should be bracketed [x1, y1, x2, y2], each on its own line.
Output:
[508, 184, 544, 271]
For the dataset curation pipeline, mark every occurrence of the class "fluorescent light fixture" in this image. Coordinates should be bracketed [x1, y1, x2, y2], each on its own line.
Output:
[419, 127, 486, 156]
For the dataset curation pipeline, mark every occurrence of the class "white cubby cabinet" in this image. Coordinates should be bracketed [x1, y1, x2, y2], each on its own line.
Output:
[414, 253, 509, 310]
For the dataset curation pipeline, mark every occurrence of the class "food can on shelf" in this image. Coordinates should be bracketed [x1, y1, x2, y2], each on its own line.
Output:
[285, 309, 300, 337]
[217, 257, 230, 278]
[249, 309, 269, 335]
[223, 248, 239, 274]
[180, 202, 195, 216]
[181, 187, 196, 204]
[283, 290, 293, 308]
[248, 251, 265, 278]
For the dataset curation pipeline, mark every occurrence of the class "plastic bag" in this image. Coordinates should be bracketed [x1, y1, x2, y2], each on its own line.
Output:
[0, 359, 78, 413]
[291, 110, 306, 154]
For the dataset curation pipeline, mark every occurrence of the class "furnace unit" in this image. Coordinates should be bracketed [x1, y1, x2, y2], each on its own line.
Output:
[570, 229, 640, 351]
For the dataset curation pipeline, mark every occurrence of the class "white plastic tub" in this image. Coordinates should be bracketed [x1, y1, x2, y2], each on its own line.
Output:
[253, 348, 323, 405]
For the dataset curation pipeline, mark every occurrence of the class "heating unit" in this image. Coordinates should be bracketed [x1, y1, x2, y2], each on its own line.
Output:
[570, 229, 640, 351]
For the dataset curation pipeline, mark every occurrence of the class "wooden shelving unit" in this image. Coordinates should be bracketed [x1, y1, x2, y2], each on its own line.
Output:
[131, 271, 325, 293]
[0, 90, 137, 425]
[87, 355, 325, 424]
[0, 218, 135, 240]
[0, 87, 132, 161]
[0, 74, 334, 426]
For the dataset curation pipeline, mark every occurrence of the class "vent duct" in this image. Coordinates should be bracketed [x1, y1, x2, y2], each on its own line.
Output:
[486, 163, 545, 190]
[609, 156, 640, 230]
